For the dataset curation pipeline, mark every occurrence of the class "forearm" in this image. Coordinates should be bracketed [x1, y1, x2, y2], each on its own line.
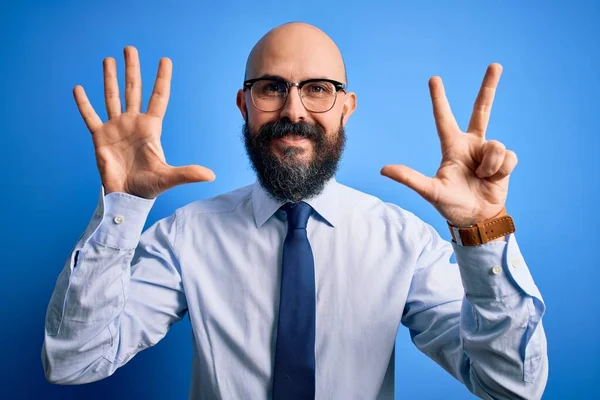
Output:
[42, 189, 154, 384]
[453, 235, 547, 399]
[404, 221, 547, 400]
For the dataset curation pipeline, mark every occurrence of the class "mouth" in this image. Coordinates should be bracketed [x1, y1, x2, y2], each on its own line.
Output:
[272, 134, 310, 146]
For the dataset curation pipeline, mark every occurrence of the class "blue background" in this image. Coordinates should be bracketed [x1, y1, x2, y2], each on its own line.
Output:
[1, 0, 597, 398]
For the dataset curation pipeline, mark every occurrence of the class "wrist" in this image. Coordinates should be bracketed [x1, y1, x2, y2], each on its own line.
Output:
[447, 207, 507, 228]
[448, 207, 514, 246]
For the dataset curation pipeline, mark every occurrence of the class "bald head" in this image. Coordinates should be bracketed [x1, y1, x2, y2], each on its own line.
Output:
[245, 22, 347, 84]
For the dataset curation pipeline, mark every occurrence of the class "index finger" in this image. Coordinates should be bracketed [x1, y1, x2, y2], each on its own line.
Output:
[467, 63, 503, 138]
[429, 76, 460, 146]
[147, 57, 172, 119]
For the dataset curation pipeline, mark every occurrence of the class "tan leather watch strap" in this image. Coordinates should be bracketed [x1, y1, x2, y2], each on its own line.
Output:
[448, 208, 515, 246]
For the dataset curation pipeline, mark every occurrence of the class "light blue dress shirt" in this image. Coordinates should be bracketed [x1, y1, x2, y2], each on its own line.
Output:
[42, 177, 547, 399]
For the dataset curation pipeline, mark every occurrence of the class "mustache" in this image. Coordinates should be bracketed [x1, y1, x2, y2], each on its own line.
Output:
[254, 119, 325, 143]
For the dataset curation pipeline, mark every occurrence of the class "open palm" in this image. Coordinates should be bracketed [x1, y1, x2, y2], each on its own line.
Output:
[73, 46, 215, 199]
[381, 64, 517, 227]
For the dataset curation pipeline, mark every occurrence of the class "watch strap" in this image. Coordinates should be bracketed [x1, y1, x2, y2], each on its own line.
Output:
[448, 208, 515, 246]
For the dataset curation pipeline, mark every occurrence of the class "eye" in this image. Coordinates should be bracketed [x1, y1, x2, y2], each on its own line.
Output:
[262, 80, 286, 94]
[304, 82, 334, 95]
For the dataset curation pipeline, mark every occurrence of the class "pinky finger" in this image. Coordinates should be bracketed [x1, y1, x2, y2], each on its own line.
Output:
[73, 85, 103, 134]
[489, 150, 518, 182]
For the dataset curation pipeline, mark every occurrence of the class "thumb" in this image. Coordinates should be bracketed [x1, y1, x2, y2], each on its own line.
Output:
[162, 164, 216, 190]
[380, 165, 437, 203]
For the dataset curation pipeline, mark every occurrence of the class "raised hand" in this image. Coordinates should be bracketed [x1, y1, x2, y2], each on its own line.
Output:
[73, 46, 215, 199]
[381, 64, 517, 227]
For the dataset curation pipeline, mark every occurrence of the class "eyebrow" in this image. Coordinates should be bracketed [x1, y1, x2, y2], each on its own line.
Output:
[249, 74, 342, 83]
[252, 74, 286, 81]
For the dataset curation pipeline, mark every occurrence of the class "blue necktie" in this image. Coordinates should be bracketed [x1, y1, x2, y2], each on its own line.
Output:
[272, 201, 316, 400]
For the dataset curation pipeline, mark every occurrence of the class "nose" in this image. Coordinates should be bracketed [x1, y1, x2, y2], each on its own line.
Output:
[279, 86, 308, 123]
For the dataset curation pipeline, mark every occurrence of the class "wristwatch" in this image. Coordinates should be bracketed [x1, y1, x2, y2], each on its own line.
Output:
[448, 207, 515, 246]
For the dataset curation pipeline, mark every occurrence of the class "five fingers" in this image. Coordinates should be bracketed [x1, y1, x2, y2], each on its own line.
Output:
[72, 47, 212, 196]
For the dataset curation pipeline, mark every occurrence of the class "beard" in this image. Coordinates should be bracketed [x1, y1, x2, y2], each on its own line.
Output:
[242, 116, 346, 203]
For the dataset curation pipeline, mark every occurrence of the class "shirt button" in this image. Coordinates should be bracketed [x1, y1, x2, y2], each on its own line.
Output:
[491, 265, 502, 275]
[113, 215, 124, 224]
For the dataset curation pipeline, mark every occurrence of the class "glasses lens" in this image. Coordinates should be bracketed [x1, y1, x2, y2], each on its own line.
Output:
[301, 81, 337, 112]
[251, 80, 287, 112]
[249, 79, 339, 113]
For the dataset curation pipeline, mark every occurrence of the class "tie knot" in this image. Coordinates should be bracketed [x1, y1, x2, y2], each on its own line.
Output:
[281, 201, 313, 230]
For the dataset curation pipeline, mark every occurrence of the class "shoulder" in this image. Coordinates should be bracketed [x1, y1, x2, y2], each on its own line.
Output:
[335, 182, 443, 250]
[175, 183, 254, 218]
[334, 181, 422, 226]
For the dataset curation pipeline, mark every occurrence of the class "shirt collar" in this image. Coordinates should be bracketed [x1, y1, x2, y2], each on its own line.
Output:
[252, 176, 340, 229]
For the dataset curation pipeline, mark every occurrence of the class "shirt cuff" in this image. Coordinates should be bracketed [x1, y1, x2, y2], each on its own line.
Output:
[452, 234, 544, 302]
[86, 186, 156, 250]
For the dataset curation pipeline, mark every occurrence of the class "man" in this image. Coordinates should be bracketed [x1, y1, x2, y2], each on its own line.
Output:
[42, 22, 548, 399]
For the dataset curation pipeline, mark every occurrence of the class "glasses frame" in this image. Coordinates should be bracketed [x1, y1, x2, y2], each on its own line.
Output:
[243, 76, 347, 113]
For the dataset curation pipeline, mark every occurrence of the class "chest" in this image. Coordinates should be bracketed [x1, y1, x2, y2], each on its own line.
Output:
[180, 214, 415, 326]
[177, 215, 415, 397]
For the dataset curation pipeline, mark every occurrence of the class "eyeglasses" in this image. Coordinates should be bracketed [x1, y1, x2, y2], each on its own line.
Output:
[243, 77, 347, 113]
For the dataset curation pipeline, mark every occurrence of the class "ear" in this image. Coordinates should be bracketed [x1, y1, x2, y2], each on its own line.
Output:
[341, 91, 357, 126]
[236, 89, 248, 120]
